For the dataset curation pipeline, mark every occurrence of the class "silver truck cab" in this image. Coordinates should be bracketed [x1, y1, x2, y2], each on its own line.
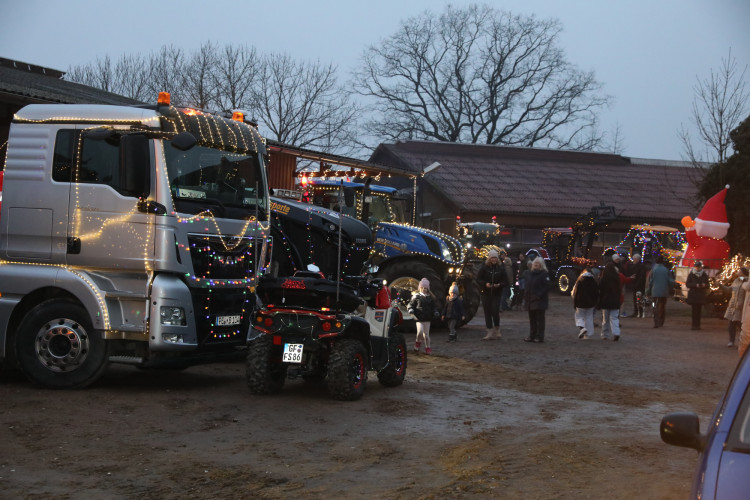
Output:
[0, 94, 270, 388]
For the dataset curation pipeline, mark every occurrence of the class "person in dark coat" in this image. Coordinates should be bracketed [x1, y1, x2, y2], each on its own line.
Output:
[686, 260, 710, 330]
[523, 257, 551, 343]
[598, 262, 623, 341]
[477, 249, 508, 340]
[442, 283, 466, 342]
[572, 268, 598, 339]
[512, 252, 528, 310]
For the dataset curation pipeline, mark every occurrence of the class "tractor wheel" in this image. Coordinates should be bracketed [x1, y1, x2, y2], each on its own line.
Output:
[457, 273, 481, 327]
[325, 339, 368, 401]
[557, 269, 578, 295]
[246, 335, 287, 394]
[378, 261, 446, 331]
[15, 299, 110, 389]
[377, 332, 407, 387]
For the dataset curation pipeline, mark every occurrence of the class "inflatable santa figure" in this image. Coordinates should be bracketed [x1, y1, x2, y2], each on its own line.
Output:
[680, 185, 731, 272]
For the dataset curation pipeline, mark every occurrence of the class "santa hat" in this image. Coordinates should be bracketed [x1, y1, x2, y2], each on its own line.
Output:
[695, 185, 730, 239]
[419, 278, 430, 290]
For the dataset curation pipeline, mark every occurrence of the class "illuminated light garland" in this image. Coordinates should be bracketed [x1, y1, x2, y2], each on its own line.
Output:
[13, 114, 161, 126]
[606, 225, 686, 267]
[7, 101, 275, 343]
[0, 260, 111, 330]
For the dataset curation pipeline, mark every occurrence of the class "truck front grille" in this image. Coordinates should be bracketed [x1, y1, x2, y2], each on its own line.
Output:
[188, 234, 258, 280]
[192, 288, 252, 347]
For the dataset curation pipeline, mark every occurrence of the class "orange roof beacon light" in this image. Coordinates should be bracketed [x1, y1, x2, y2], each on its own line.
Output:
[157, 92, 171, 106]
[232, 111, 244, 122]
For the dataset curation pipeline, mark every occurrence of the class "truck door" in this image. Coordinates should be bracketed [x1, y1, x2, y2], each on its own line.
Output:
[65, 130, 154, 270]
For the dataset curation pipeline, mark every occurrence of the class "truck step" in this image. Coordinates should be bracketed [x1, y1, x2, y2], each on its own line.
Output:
[109, 355, 144, 365]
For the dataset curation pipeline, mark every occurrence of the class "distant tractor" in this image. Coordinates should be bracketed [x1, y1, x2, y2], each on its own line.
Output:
[605, 224, 684, 265]
[527, 205, 617, 294]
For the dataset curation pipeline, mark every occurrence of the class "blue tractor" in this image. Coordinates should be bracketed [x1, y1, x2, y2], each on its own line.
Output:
[296, 178, 479, 326]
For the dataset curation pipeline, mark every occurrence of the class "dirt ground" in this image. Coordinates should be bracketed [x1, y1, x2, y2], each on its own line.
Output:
[0, 293, 740, 499]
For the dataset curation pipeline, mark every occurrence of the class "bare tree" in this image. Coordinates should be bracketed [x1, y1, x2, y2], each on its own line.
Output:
[66, 55, 115, 93]
[113, 54, 150, 102]
[145, 45, 187, 105]
[67, 54, 149, 102]
[213, 44, 259, 112]
[353, 5, 610, 150]
[603, 122, 626, 154]
[253, 53, 360, 155]
[680, 49, 749, 164]
[66, 43, 360, 157]
[181, 41, 218, 109]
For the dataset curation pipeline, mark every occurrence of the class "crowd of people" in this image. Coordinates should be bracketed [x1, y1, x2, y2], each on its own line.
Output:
[409, 249, 750, 357]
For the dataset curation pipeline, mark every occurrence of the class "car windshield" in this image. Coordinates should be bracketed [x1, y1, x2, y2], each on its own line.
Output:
[163, 141, 266, 218]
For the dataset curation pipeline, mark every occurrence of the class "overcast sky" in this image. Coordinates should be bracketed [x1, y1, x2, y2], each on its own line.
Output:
[2, 0, 748, 161]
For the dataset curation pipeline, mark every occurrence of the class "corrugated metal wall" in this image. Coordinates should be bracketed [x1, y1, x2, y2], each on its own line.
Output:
[267, 151, 296, 190]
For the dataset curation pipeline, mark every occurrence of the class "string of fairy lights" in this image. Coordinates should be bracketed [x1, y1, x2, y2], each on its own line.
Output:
[603, 225, 687, 267]
[6, 99, 272, 342]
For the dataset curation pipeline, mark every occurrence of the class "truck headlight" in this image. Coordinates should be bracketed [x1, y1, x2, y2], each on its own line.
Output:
[160, 306, 186, 326]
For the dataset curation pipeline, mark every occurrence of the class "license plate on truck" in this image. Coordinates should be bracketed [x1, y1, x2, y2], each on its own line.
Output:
[216, 315, 241, 326]
[283, 343, 303, 363]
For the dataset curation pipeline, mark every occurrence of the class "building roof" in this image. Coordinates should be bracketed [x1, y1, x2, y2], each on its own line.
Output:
[369, 140, 705, 224]
[266, 139, 414, 178]
[0, 57, 142, 106]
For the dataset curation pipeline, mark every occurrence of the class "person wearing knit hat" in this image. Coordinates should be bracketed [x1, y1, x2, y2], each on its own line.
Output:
[476, 248, 509, 340]
[407, 278, 436, 354]
[442, 283, 465, 343]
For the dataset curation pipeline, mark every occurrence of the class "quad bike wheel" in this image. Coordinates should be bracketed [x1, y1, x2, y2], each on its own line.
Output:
[325, 339, 368, 401]
[246, 335, 287, 394]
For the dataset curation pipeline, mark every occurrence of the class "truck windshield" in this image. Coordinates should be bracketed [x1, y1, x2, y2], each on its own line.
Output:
[163, 141, 266, 218]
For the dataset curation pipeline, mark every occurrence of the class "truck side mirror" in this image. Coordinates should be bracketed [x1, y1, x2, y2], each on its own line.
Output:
[120, 134, 151, 198]
[171, 131, 197, 151]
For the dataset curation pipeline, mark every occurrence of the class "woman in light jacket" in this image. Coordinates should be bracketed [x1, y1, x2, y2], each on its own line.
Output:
[721, 267, 748, 348]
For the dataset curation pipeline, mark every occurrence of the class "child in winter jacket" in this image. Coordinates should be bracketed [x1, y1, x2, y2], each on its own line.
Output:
[408, 278, 436, 354]
[442, 283, 466, 342]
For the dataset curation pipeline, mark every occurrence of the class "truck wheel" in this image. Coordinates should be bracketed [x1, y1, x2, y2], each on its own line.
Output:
[378, 261, 446, 331]
[246, 335, 286, 394]
[557, 269, 578, 295]
[325, 339, 368, 401]
[15, 299, 110, 389]
[377, 332, 407, 387]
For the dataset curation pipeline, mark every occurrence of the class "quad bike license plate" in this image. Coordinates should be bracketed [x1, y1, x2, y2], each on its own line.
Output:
[282, 343, 303, 363]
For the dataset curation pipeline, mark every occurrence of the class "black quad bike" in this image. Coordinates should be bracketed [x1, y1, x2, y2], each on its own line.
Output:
[246, 272, 407, 400]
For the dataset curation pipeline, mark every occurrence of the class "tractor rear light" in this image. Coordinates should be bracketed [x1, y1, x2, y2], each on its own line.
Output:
[264, 317, 274, 327]
[321, 322, 331, 332]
